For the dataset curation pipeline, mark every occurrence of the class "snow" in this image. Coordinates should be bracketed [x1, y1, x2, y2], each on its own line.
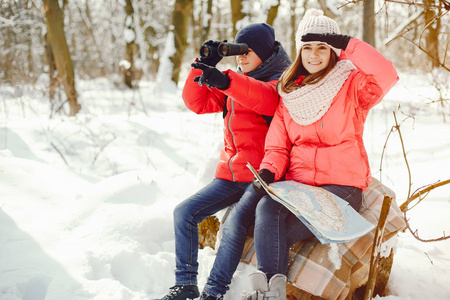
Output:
[327, 243, 342, 270]
[1, 72, 450, 300]
[124, 28, 136, 44]
[155, 31, 177, 93]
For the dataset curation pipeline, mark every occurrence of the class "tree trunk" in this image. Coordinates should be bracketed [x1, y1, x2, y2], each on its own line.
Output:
[75, 0, 106, 77]
[423, 0, 439, 69]
[266, 0, 280, 26]
[43, 0, 80, 116]
[201, 0, 213, 42]
[124, 0, 139, 88]
[44, 33, 57, 101]
[191, 3, 201, 55]
[169, 0, 193, 84]
[290, 0, 298, 60]
[230, 0, 245, 38]
[318, 0, 337, 18]
[363, 0, 376, 47]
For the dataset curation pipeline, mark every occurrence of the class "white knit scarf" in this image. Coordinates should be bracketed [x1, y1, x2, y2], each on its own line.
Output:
[280, 60, 356, 126]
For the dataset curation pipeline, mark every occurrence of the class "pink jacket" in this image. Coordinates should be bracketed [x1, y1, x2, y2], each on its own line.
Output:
[260, 39, 398, 190]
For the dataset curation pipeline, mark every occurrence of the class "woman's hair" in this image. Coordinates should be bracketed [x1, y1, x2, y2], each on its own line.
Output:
[278, 48, 339, 93]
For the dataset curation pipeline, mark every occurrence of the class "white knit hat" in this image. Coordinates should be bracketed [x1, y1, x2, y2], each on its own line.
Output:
[295, 9, 341, 56]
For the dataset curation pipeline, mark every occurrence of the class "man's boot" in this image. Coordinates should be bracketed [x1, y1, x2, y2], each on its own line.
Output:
[155, 285, 200, 300]
[199, 292, 223, 300]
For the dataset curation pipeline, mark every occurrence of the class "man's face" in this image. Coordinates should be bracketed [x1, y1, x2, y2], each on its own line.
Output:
[236, 48, 263, 73]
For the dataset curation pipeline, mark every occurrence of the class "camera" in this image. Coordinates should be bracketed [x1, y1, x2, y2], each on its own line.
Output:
[200, 42, 249, 58]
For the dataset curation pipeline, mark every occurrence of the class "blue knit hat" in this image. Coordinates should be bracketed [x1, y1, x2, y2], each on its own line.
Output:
[235, 23, 275, 62]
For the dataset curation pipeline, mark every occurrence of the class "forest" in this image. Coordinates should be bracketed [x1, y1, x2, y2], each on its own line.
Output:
[1, 1, 450, 300]
[1, 0, 449, 116]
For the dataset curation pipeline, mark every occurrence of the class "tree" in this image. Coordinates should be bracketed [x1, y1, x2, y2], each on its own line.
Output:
[44, 33, 57, 101]
[266, 0, 280, 26]
[73, 0, 107, 77]
[423, 0, 440, 69]
[43, 0, 80, 116]
[230, 0, 246, 37]
[0, 1, 44, 84]
[201, 0, 213, 42]
[169, 0, 194, 84]
[380, 0, 448, 71]
[123, 0, 139, 88]
[363, 0, 376, 47]
[318, 0, 337, 18]
[289, 0, 298, 60]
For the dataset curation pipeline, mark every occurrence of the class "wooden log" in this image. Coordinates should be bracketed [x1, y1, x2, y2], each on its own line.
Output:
[198, 215, 220, 249]
[198, 206, 396, 300]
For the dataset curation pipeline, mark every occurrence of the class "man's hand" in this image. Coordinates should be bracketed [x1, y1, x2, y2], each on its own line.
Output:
[198, 40, 226, 67]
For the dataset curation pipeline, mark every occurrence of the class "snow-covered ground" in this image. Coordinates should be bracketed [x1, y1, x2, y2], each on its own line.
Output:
[1, 73, 449, 300]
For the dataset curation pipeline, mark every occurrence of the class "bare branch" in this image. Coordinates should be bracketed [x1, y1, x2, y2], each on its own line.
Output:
[393, 112, 413, 199]
[379, 125, 395, 180]
[384, 10, 424, 46]
[383, 0, 450, 10]
[426, 99, 450, 104]
[400, 179, 450, 243]
[380, 111, 450, 243]
[404, 208, 450, 242]
[400, 179, 450, 211]
[91, 134, 117, 165]
[50, 142, 69, 166]
[400, 36, 450, 72]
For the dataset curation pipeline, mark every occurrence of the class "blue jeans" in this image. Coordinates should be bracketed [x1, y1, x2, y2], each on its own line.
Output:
[173, 178, 250, 286]
[203, 184, 263, 297]
[254, 184, 363, 279]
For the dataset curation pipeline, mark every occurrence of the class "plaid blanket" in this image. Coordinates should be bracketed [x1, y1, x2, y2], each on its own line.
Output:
[217, 178, 406, 300]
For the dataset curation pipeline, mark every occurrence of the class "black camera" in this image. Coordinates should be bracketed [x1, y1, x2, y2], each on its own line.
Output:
[200, 42, 248, 58]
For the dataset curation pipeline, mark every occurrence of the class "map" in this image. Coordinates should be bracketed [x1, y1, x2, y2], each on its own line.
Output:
[247, 163, 375, 244]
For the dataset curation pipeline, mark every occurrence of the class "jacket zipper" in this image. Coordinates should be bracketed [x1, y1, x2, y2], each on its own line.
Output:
[228, 99, 237, 182]
[313, 122, 322, 185]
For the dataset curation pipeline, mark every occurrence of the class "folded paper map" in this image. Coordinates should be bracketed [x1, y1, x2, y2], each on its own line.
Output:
[247, 163, 375, 244]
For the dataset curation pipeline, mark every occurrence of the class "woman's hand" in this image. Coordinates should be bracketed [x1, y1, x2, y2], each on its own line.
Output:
[301, 33, 351, 50]
[252, 169, 275, 195]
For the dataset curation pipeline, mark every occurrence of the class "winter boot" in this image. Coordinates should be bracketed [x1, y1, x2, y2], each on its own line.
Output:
[155, 285, 200, 300]
[199, 292, 223, 300]
[266, 274, 287, 300]
[241, 271, 268, 300]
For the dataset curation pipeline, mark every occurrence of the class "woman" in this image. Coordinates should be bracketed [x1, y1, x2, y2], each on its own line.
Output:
[156, 23, 291, 300]
[245, 9, 399, 300]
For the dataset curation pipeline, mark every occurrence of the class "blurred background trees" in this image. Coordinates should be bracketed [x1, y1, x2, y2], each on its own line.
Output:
[0, 0, 448, 116]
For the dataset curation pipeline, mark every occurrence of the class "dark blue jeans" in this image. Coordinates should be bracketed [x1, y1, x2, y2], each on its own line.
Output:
[254, 184, 363, 279]
[203, 184, 263, 297]
[173, 178, 250, 286]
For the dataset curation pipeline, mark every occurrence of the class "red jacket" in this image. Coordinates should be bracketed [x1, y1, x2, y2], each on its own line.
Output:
[182, 67, 280, 182]
[260, 39, 399, 190]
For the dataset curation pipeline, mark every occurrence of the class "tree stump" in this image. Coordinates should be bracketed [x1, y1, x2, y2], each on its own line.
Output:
[351, 249, 394, 299]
